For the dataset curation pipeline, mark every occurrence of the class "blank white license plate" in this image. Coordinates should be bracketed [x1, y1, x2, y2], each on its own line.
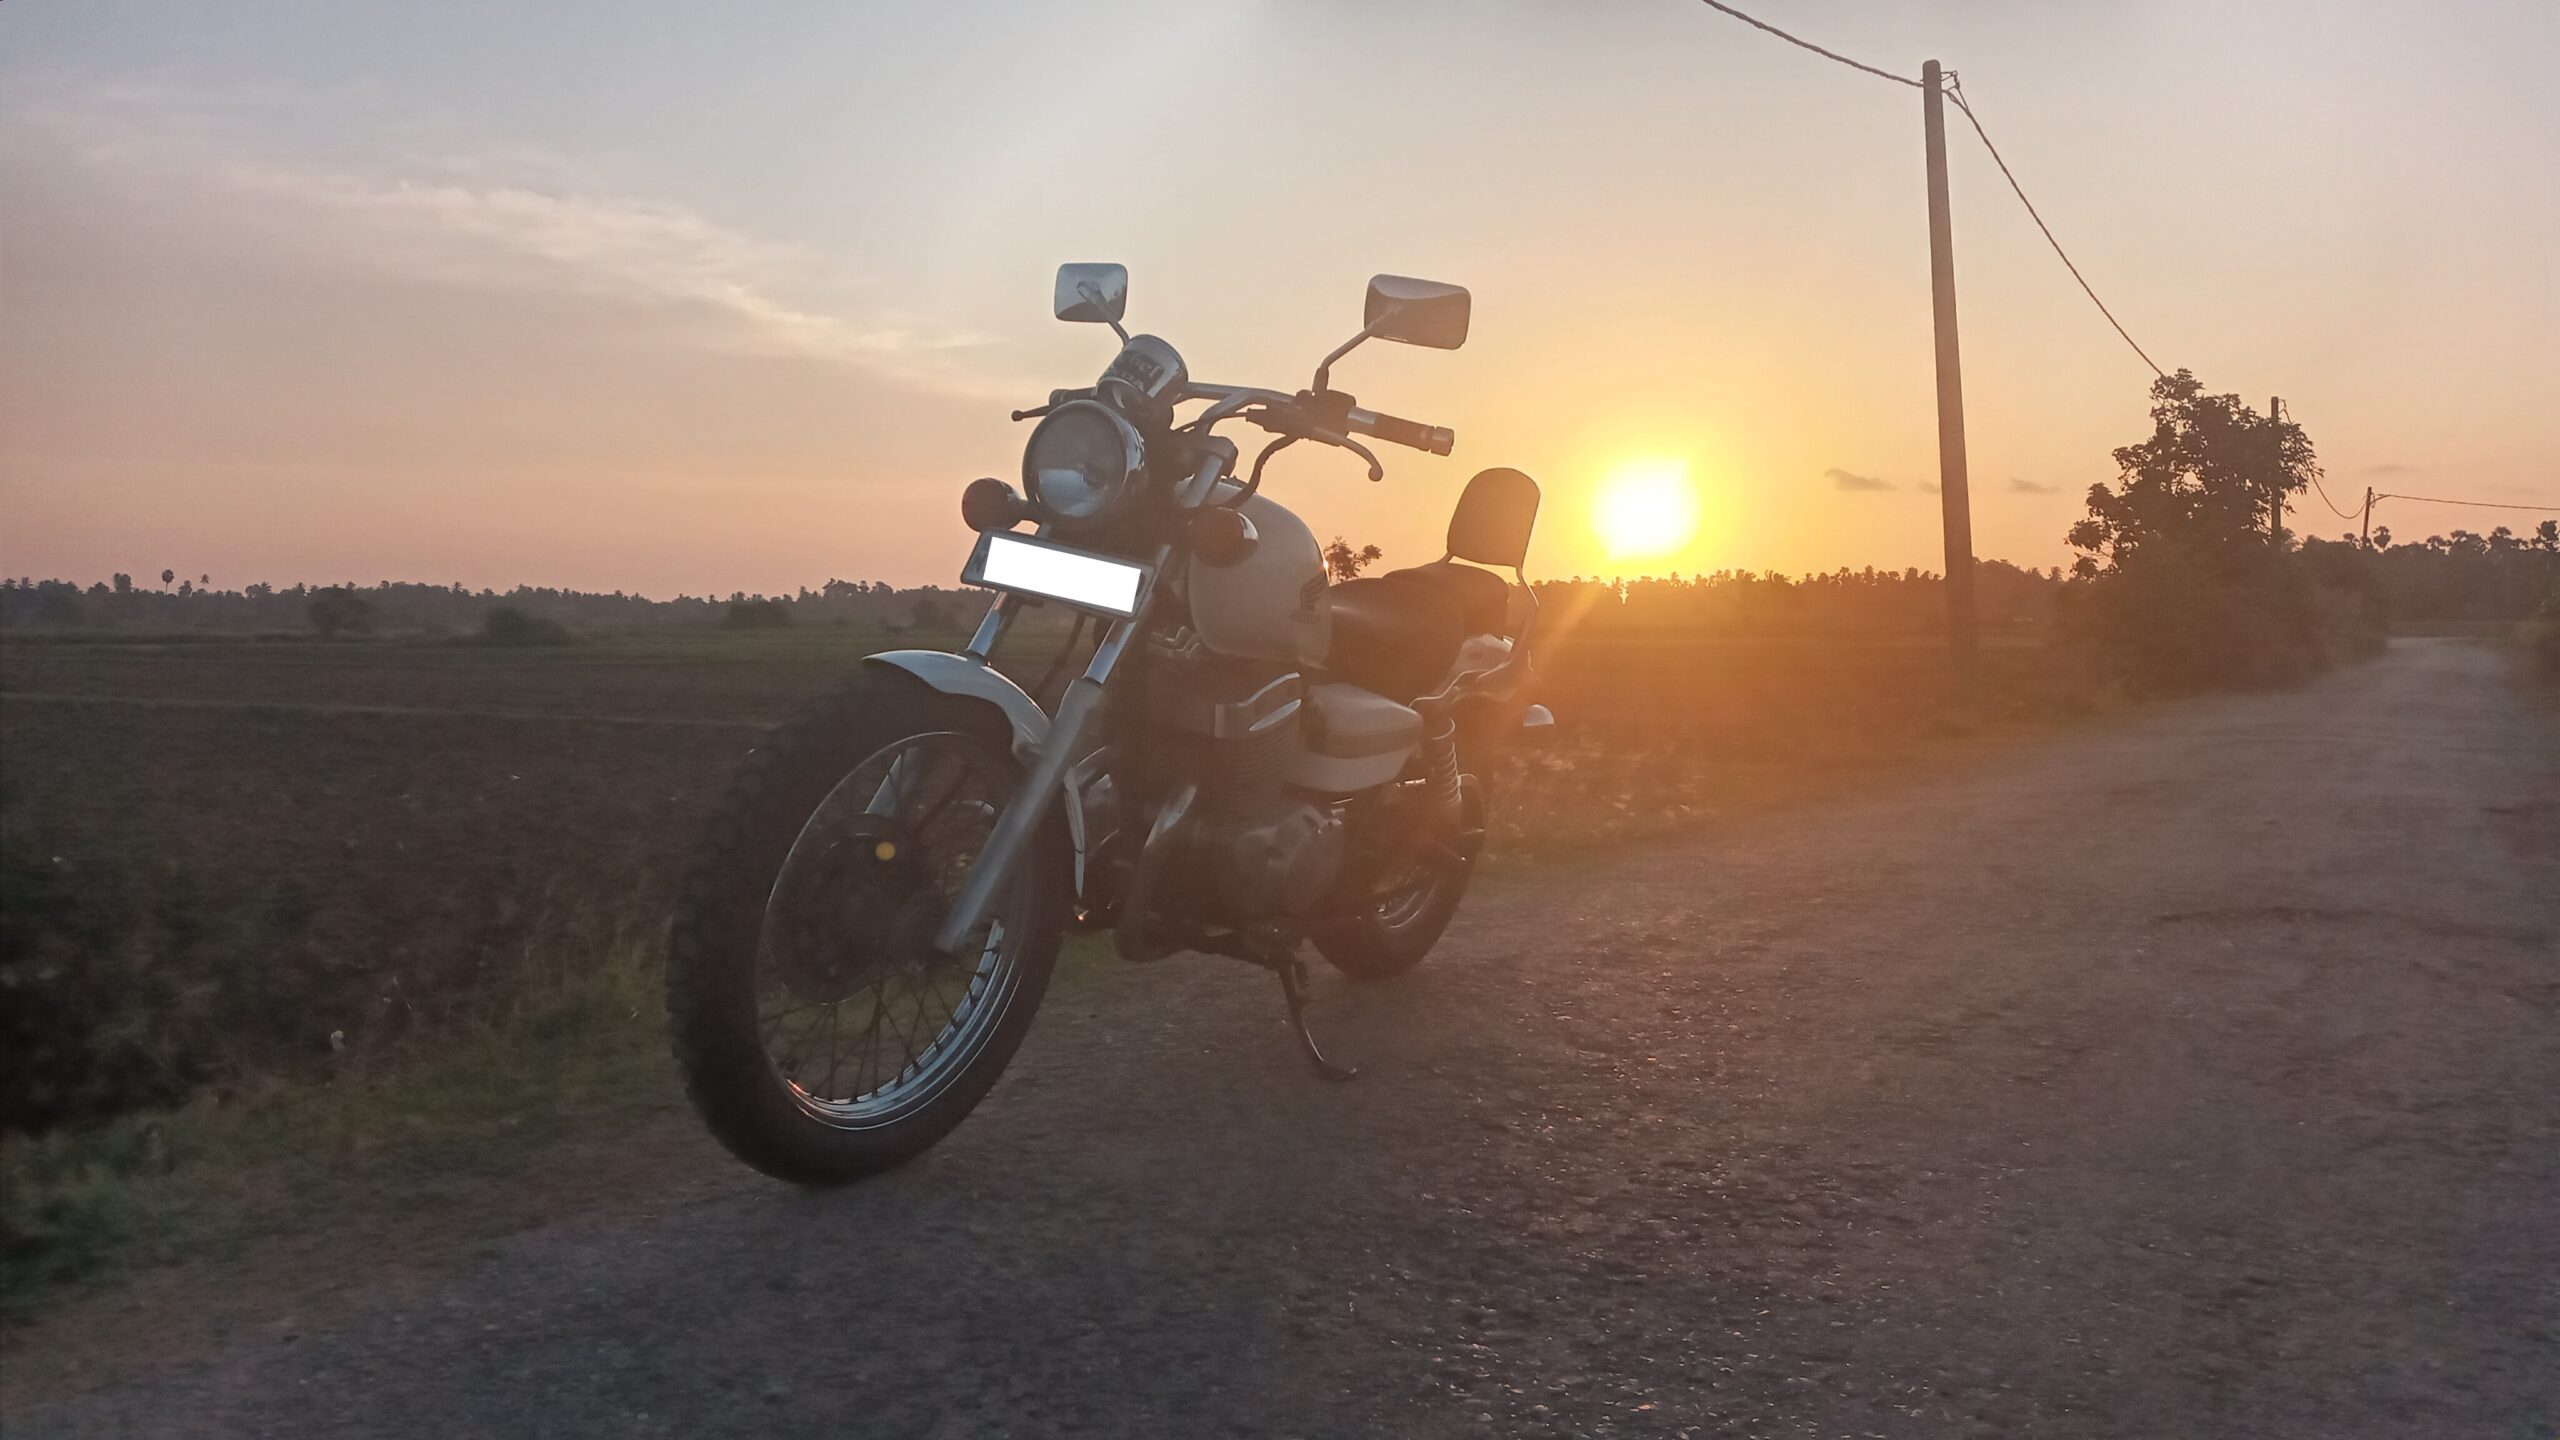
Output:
[962, 531, 1148, 617]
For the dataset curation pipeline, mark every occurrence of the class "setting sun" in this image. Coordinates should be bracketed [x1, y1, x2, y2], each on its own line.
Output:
[1593, 459, 1702, 563]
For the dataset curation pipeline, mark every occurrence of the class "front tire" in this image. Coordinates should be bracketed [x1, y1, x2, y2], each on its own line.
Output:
[667, 669, 1068, 1185]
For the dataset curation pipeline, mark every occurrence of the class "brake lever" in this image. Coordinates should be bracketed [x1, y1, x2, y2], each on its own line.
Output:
[1241, 407, 1384, 481]
[1332, 432, 1385, 482]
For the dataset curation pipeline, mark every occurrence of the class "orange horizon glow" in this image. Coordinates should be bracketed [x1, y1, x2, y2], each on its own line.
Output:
[1, 5, 2552, 597]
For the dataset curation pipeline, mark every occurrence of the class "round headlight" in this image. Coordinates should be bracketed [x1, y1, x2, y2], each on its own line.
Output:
[1022, 400, 1143, 525]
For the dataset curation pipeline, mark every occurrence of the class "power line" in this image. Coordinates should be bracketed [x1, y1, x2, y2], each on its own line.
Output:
[2376, 491, 2560, 514]
[1685, 5, 2164, 381]
[1943, 77, 2165, 378]
[1691, 0, 1921, 88]
[2305, 473, 2363, 520]
[1684, 4, 2485, 541]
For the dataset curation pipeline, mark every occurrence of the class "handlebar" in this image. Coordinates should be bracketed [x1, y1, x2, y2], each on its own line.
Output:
[1179, 382, 1453, 457]
[1019, 379, 1450, 484]
[1344, 405, 1454, 457]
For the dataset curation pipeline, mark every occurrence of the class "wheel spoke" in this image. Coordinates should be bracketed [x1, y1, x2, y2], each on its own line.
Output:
[759, 995, 832, 1040]
[883, 966, 934, 1079]
[777, 1001, 834, 1082]
[756, 728, 1032, 1121]
[904, 758, 974, 834]
[856, 980, 891, 1098]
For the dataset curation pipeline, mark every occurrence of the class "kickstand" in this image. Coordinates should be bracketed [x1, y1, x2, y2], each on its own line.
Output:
[1276, 955, 1358, 1082]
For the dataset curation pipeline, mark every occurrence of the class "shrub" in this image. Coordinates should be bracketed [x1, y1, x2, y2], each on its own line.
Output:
[0, 838, 337, 1131]
[2062, 542, 2324, 694]
[306, 588, 378, 638]
[476, 606, 574, 646]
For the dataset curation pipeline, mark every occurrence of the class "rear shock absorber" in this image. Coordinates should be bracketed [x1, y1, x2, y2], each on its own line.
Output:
[1421, 709, 1463, 817]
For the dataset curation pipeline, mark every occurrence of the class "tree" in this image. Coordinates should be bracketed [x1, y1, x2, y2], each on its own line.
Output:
[909, 595, 951, 631]
[160, 569, 175, 591]
[306, 587, 378, 638]
[2063, 371, 2333, 692]
[1324, 537, 1384, 581]
[2066, 370, 2318, 578]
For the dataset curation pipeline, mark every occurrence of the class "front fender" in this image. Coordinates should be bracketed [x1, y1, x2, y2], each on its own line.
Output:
[863, 649, 1048, 760]
[862, 649, 1090, 896]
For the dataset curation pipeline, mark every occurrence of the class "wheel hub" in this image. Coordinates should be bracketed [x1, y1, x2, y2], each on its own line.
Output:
[769, 815, 924, 998]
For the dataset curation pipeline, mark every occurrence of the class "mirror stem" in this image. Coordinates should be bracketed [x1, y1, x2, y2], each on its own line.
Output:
[1074, 280, 1131, 341]
[1311, 307, 1399, 393]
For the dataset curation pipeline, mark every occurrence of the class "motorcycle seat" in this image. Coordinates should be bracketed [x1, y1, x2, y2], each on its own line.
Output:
[1383, 559, 1511, 636]
[1323, 568, 1475, 702]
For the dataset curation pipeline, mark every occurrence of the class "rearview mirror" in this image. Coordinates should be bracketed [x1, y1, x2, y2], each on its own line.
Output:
[1364, 275, 1470, 350]
[1054, 263, 1128, 325]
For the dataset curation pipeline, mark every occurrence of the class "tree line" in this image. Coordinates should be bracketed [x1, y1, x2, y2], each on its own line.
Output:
[0, 575, 984, 638]
[1529, 560, 2064, 637]
[2305, 523, 2560, 623]
[0, 560, 2079, 642]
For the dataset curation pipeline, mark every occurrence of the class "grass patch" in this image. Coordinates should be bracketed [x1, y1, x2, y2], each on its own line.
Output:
[1, 929, 1126, 1320]
[1, 938, 678, 1318]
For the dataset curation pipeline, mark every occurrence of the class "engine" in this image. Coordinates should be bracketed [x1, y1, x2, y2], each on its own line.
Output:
[1117, 654, 1346, 953]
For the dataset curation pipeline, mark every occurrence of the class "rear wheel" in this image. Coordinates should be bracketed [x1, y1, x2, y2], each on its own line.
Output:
[667, 670, 1067, 1185]
[1314, 774, 1485, 979]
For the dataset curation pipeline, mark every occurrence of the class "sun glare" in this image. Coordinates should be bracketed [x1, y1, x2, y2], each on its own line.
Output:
[1593, 459, 1701, 563]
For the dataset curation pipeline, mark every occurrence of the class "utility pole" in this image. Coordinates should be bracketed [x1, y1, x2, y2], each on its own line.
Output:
[2361, 487, 2374, 546]
[2269, 396, 2285, 543]
[1920, 59, 1977, 675]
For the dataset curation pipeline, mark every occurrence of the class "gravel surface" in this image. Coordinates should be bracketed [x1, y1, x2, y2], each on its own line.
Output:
[7, 638, 2554, 1438]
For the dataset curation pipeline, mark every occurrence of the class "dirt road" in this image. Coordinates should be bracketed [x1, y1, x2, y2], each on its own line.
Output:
[9, 639, 2555, 1438]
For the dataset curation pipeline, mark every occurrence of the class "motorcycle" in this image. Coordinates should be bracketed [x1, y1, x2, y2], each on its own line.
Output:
[668, 264, 1550, 1183]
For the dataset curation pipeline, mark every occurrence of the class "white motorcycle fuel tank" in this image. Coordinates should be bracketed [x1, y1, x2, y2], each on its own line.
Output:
[1182, 493, 1423, 797]
[1184, 493, 1329, 667]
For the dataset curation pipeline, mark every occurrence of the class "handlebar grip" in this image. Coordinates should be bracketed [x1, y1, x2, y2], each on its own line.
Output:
[1349, 407, 1455, 457]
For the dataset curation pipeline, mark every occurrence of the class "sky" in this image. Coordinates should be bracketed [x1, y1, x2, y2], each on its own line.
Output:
[3, 0, 2555, 596]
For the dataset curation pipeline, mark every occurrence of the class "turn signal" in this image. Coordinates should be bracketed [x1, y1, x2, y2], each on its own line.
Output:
[961, 477, 1027, 532]
[1187, 507, 1260, 566]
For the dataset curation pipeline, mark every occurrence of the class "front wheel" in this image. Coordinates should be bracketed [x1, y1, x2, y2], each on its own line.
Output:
[1314, 774, 1486, 980]
[667, 670, 1068, 1185]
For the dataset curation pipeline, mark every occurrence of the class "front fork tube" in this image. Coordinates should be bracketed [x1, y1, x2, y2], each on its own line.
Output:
[930, 622, 1127, 954]
[928, 446, 1229, 956]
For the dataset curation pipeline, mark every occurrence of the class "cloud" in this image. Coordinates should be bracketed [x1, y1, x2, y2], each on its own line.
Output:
[1918, 481, 1940, 495]
[21, 91, 999, 394]
[1826, 467, 1894, 492]
[223, 163, 988, 377]
[2008, 477, 2059, 494]
[2360, 462, 2417, 475]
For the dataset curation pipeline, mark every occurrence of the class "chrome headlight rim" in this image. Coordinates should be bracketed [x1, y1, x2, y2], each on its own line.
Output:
[1021, 399, 1145, 527]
